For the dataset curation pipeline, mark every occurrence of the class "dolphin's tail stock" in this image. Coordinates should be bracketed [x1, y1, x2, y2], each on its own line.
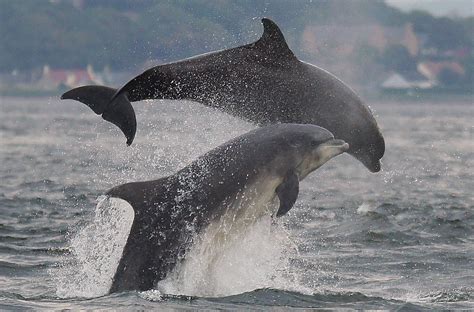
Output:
[61, 85, 137, 145]
[105, 179, 190, 293]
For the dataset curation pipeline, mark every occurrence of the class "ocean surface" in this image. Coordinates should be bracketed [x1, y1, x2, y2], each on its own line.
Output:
[0, 96, 472, 310]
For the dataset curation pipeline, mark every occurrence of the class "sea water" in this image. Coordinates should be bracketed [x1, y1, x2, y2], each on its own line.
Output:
[0, 96, 472, 310]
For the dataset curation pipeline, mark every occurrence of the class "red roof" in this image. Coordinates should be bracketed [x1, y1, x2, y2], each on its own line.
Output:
[48, 70, 91, 83]
[41, 67, 96, 87]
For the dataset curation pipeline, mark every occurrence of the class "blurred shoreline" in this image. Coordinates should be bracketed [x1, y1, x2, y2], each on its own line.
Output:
[1, 92, 472, 105]
[1, 1, 473, 99]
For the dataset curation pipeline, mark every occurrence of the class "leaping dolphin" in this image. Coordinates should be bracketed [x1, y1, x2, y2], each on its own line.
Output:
[61, 18, 384, 172]
[105, 124, 349, 293]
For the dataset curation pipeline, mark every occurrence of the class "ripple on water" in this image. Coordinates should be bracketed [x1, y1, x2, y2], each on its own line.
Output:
[0, 98, 473, 309]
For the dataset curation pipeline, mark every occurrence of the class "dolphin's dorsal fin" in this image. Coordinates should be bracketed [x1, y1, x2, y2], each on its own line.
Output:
[254, 18, 297, 62]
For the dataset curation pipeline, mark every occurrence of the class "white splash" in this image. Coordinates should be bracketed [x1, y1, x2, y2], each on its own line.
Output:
[357, 202, 376, 215]
[157, 186, 309, 297]
[52, 196, 134, 298]
[53, 188, 309, 298]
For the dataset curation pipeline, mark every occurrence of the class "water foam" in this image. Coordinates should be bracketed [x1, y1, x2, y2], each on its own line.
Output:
[53, 195, 310, 299]
[52, 196, 133, 298]
[157, 215, 308, 297]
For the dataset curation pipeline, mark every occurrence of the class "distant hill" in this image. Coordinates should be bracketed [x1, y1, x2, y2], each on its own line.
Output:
[0, 0, 472, 93]
[0, 0, 471, 71]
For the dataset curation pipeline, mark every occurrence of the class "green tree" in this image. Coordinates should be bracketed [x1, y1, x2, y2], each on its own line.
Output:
[438, 68, 463, 87]
[410, 10, 471, 50]
[379, 45, 416, 73]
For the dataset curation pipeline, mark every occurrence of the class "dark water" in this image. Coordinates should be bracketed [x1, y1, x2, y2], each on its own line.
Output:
[0, 96, 473, 310]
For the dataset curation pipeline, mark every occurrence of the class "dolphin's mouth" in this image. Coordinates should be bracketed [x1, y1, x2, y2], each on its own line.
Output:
[297, 138, 349, 179]
[321, 139, 349, 150]
[368, 159, 381, 172]
[352, 150, 382, 173]
[314, 138, 349, 164]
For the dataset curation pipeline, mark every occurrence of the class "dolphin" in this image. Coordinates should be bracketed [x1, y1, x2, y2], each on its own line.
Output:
[61, 18, 384, 172]
[104, 124, 348, 293]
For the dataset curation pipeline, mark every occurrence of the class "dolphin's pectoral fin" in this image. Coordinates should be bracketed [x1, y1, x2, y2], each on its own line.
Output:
[61, 85, 136, 145]
[275, 171, 299, 217]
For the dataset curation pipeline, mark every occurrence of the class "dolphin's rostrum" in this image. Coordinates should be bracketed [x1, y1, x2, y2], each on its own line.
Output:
[61, 18, 384, 172]
[105, 124, 348, 293]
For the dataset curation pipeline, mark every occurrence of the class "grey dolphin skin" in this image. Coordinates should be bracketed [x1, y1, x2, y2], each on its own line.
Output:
[106, 124, 348, 293]
[61, 18, 384, 172]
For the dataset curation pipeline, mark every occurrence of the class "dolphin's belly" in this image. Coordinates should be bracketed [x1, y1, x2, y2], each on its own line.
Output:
[156, 175, 283, 294]
[190, 175, 282, 268]
[204, 175, 281, 242]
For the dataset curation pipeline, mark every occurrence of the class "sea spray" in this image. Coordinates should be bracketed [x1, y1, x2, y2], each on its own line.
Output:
[52, 196, 310, 298]
[157, 215, 310, 297]
[52, 196, 133, 298]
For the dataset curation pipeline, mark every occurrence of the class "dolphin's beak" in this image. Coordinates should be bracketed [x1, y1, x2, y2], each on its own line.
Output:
[314, 139, 349, 166]
[314, 139, 349, 164]
[368, 159, 381, 172]
[320, 139, 349, 154]
[298, 139, 349, 179]
[353, 150, 382, 173]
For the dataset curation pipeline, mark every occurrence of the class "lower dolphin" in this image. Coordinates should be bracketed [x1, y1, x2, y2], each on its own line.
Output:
[105, 124, 348, 293]
[61, 18, 384, 172]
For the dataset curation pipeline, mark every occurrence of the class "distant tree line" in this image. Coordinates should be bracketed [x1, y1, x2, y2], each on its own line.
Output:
[0, 0, 472, 80]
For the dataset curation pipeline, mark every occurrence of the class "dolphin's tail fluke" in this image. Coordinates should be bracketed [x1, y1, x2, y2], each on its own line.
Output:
[61, 85, 137, 145]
